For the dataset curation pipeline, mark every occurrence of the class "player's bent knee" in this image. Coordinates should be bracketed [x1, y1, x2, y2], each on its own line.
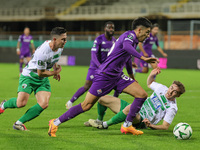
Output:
[81, 103, 93, 111]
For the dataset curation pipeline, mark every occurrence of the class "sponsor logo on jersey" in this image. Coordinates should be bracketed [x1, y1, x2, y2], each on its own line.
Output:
[97, 89, 102, 94]
[127, 35, 133, 39]
[90, 75, 94, 79]
[102, 41, 106, 44]
[101, 48, 110, 52]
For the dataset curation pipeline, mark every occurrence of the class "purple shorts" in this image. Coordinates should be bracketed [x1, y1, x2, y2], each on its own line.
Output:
[20, 51, 31, 59]
[86, 67, 96, 81]
[89, 72, 135, 97]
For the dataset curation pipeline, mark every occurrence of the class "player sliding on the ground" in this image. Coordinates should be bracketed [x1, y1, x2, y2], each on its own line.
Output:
[0, 27, 67, 131]
[48, 17, 159, 137]
[86, 68, 185, 130]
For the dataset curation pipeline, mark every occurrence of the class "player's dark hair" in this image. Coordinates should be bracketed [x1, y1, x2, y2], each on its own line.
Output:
[132, 17, 152, 30]
[104, 21, 114, 28]
[51, 27, 67, 37]
[152, 23, 159, 29]
[173, 81, 185, 95]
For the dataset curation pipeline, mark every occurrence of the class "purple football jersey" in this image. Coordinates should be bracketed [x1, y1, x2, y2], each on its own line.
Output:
[97, 31, 142, 77]
[141, 33, 159, 56]
[18, 34, 33, 55]
[89, 34, 116, 69]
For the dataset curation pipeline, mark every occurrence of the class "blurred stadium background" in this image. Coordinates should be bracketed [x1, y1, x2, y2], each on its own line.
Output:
[0, 0, 200, 69]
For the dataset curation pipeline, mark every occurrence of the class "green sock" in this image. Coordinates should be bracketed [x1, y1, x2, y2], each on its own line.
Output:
[18, 103, 44, 124]
[106, 110, 127, 126]
[4, 98, 18, 109]
[97, 102, 107, 121]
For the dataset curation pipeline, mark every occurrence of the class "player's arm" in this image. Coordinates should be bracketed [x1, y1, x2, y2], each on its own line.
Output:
[91, 38, 101, 67]
[30, 39, 35, 54]
[37, 66, 61, 77]
[16, 41, 21, 55]
[138, 42, 148, 57]
[147, 67, 161, 88]
[125, 58, 135, 80]
[157, 46, 167, 57]
[123, 40, 158, 64]
[53, 63, 61, 81]
[142, 118, 170, 130]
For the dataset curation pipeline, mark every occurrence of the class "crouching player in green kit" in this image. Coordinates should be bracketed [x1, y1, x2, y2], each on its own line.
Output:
[0, 27, 67, 131]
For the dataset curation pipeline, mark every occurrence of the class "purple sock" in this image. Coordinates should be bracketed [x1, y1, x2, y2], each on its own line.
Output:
[135, 68, 143, 73]
[20, 62, 23, 73]
[59, 103, 84, 123]
[70, 87, 86, 103]
[126, 97, 146, 122]
[113, 91, 120, 97]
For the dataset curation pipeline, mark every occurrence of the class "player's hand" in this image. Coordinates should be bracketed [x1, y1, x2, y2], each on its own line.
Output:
[142, 118, 151, 127]
[151, 67, 161, 76]
[17, 51, 20, 55]
[142, 57, 159, 64]
[163, 53, 168, 58]
[53, 74, 61, 81]
[55, 65, 62, 74]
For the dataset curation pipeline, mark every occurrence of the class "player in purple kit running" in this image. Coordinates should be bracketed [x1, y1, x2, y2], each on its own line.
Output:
[65, 21, 116, 109]
[48, 17, 159, 137]
[17, 27, 35, 76]
[134, 24, 167, 74]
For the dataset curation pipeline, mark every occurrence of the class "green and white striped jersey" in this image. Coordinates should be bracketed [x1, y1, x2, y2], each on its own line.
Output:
[22, 40, 63, 79]
[139, 82, 178, 125]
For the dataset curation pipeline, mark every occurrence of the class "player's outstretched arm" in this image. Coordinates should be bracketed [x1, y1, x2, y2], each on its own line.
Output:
[147, 67, 161, 88]
[157, 46, 167, 57]
[142, 118, 170, 130]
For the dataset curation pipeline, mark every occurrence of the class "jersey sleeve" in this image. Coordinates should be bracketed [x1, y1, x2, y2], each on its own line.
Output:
[91, 37, 101, 66]
[125, 57, 133, 74]
[123, 34, 142, 59]
[18, 35, 22, 42]
[36, 53, 47, 70]
[163, 107, 177, 124]
[155, 37, 159, 47]
[149, 81, 164, 91]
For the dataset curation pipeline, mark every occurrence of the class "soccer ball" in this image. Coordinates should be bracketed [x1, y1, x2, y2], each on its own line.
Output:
[173, 122, 192, 140]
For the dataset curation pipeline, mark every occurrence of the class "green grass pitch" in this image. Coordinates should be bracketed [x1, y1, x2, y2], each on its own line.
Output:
[0, 63, 199, 150]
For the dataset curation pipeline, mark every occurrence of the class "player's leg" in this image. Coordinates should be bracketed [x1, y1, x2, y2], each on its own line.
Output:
[84, 95, 120, 127]
[66, 80, 92, 109]
[15, 91, 50, 128]
[66, 67, 95, 109]
[13, 76, 50, 130]
[121, 81, 147, 135]
[0, 92, 29, 114]
[48, 92, 99, 137]
[89, 98, 130, 129]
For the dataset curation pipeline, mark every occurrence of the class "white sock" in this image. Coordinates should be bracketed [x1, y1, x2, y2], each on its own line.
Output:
[1, 103, 5, 110]
[16, 120, 23, 125]
[123, 120, 132, 127]
[67, 101, 73, 106]
[53, 118, 61, 126]
[103, 122, 108, 128]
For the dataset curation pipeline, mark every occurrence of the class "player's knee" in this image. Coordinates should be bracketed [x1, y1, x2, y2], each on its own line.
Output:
[140, 91, 148, 99]
[81, 103, 93, 111]
[83, 84, 91, 90]
[17, 102, 26, 108]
